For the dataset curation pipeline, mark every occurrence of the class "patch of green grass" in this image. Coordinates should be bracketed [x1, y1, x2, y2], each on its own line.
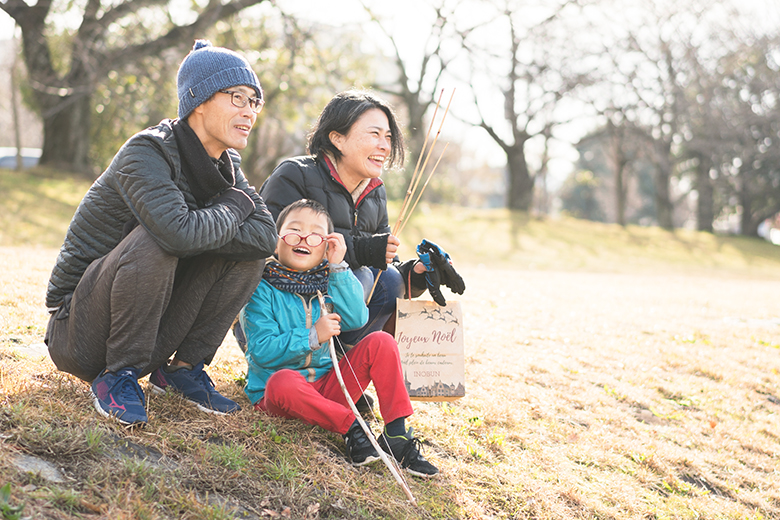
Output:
[205, 442, 249, 471]
[0, 483, 24, 520]
[0, 168, 93, 248]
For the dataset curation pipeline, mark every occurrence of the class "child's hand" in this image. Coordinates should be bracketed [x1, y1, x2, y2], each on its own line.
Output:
[325, 232, 347, 265]
[315, 313, 342, 343]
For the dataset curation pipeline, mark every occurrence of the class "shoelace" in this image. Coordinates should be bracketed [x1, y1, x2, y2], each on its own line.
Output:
[194, 367, 217, 392]
[394, 437, 424, 467]
[348, 429, 373, 450]
[111, 371, 145, 405]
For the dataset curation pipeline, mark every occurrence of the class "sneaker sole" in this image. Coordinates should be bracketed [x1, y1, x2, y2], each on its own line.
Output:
[149, 383, 231, 416]
[405, 467, 439, 478]
[350, 454, 382, 467]
[91, 392, 147, 426]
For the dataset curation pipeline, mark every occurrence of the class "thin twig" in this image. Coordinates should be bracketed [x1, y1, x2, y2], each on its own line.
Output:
[366, 89, 454, 304]
[394, 89, 444, 234]
[395, 89, 454, 234]
[397, 142, 450, 237]
[316, 291, 416, 505]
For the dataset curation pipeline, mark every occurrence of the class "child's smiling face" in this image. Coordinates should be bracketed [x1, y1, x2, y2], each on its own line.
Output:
[275, 207, 329, 271]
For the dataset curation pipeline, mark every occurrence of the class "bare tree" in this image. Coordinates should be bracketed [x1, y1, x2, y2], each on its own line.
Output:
[461, 0, 587, 211]
[1, 0, 269, 173]
[712, 35, 780, 236]
[361, 0, 471, 196]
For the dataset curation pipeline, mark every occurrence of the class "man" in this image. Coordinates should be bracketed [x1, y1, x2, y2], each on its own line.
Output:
[44, 40, 277, 426]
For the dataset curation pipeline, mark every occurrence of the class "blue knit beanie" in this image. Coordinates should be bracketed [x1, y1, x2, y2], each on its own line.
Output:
[177, 39, 262, 120]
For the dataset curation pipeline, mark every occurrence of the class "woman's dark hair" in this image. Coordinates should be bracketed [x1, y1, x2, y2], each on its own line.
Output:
[276, 199, 334, 234]
[307, 90, 405, 169]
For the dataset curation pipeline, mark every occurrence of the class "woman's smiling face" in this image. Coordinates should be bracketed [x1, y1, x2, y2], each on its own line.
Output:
[275, 208, 329, 271]
[329, 108, 391, 189]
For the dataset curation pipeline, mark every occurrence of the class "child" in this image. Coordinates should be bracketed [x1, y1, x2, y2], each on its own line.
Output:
[240, 199, 438, 477]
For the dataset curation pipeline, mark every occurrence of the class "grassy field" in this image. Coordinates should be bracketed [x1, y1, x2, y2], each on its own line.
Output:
[1, 167, 780, 519]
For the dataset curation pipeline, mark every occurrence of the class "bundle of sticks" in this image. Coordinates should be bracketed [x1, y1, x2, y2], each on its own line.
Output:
[367, 88, 455, 303]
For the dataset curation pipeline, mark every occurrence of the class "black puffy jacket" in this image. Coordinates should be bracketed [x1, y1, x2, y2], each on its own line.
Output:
[46, 119, 278, 308]
[259, 155, 390, 270]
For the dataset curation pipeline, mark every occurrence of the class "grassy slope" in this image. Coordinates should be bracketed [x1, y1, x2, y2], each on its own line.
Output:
[1, 168, 780, 519]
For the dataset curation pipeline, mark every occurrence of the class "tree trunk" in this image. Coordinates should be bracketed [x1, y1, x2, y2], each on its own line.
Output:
[695, 154, 714, 233]
[654, 168, 674, 230]
[615, 166, 626, 226]
[39, 93, 93, 173]
[739, 193, 758, 236]
[11, 43, 23, 171]
[607, 121, 628, 226]
[653, 141, 674, 230]
[506, 145, 534, 211]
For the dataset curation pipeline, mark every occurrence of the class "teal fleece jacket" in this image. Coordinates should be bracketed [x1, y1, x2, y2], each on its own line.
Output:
[239, 265, 369, 404]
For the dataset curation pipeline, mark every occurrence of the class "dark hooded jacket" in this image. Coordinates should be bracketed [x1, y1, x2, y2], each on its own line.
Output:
[259, 155, 390, 270]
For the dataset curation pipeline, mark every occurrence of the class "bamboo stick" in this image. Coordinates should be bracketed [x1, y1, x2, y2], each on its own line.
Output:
[366, 89, 455, 304]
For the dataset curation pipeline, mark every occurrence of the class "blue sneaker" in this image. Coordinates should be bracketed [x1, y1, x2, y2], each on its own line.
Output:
[91, 368, 148, 426]
[149, 361, 240, 415]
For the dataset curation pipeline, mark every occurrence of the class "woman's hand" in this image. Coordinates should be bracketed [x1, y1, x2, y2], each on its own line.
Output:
[386, 234, 400, 264]
[325, 232, 347, 265]
[314, 313, 342, 344]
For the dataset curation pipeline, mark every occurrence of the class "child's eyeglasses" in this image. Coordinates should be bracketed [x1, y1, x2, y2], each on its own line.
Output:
[281, 232, 325, 247]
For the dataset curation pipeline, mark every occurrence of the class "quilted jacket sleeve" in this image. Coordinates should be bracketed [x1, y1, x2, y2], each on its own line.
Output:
[208, 150, 277, 260]
[111, 135, 276, 260]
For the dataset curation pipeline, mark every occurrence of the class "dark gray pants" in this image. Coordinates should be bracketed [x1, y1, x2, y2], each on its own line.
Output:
[45, 227, 264, 382]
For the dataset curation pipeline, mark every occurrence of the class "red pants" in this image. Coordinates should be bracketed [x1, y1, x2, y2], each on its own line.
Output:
[255, 331, 413, 435]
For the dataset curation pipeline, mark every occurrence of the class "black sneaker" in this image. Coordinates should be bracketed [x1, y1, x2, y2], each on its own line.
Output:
[379, 428, 439, 478]
[343, 422, 380, 466]
[355, 392, 374, 418]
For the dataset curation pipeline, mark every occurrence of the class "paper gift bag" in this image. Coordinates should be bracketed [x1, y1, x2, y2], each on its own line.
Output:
[394, 298, 465, 401]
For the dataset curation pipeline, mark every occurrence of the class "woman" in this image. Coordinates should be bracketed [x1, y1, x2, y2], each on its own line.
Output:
[257, 90, 463, 347]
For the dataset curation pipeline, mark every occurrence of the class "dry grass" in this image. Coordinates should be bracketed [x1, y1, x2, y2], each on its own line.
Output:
[2, 169, 780, 519]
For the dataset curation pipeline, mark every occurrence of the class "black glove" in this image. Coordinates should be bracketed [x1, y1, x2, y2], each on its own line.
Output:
[353, 233, 390, 270]
[395, 258, 427, 299]
[416, 239, 465, 306]
[212, 187, 256, 223]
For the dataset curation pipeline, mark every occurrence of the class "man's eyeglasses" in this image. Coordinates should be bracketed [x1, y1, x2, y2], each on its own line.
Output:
[218, 90, 264, 113]
[281, 232, 325, 247]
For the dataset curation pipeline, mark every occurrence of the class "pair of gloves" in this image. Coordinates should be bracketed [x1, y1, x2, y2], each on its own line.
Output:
[398, 239, 465, 306]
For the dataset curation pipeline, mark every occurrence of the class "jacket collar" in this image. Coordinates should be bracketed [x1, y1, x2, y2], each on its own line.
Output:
[322, 154, 383, 207]
[173, 118, 235, 207]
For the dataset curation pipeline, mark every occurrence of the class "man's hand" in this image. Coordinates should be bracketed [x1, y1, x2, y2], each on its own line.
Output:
[314, 313, 342, 344]
[416, 239, 466, 306]
[212, 187, 256, 222]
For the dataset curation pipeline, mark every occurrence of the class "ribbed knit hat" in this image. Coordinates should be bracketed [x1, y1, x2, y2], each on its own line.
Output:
[177, 39, 262, 120]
